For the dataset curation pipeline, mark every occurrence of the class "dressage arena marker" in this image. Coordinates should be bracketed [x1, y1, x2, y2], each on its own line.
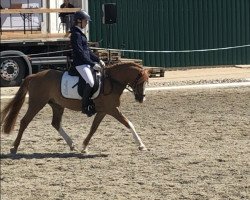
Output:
[1, 82, 250, 100]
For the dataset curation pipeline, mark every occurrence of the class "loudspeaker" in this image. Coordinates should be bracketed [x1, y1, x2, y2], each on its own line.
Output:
[102, 3, 117, 24]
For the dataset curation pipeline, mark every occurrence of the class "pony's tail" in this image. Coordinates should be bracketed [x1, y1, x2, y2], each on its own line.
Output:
[1, 75, 32, 134]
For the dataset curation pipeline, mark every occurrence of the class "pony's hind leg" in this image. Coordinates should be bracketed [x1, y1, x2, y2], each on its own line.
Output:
[110, 108, 147, 151]
[10, 100, 47, 154]
[49, 102, 76, 151]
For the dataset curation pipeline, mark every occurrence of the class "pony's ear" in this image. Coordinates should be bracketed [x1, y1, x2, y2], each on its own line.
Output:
[145, 68, 152, 77]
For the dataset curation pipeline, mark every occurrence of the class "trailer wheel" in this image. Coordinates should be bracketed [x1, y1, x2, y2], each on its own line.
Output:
[0, 57, 26, 87]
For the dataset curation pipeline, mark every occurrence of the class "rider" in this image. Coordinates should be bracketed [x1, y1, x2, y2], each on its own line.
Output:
[70, 10, 105, 117]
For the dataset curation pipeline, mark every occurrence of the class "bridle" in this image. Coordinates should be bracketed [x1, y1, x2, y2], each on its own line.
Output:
[127, 69, 148, 97]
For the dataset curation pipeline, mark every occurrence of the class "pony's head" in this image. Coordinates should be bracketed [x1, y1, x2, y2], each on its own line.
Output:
[129, 68, 149, 103]
[106, 62, 149, 103]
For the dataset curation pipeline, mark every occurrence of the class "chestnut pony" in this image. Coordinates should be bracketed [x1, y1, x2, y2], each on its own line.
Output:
[1, 62, 149, 154]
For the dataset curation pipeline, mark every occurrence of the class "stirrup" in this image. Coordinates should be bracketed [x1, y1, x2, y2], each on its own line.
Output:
[83, 105, 96, 117]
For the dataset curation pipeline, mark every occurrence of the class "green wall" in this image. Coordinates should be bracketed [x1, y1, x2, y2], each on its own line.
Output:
[89, 0, 250, 67]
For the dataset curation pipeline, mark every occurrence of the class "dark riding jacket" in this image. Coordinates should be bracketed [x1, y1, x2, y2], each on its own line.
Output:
[70, 26, 100, 67]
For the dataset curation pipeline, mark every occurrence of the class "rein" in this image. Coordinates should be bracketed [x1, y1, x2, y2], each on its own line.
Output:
[106, 77, 134, 93]
[125, 86, 134, 93]
[103, 75, 128, 95]
[102, 72, 135, 95]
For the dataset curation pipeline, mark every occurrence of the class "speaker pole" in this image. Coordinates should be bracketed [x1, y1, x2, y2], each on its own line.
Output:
[107, 24, 111, 64]
[102, 3, 117, 65]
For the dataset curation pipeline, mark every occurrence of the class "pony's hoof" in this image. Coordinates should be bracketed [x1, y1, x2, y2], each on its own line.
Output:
[70, 145, 78, 152]
[139, 146, 147, 151]
[81, 149, 89, 154]
[10, 147, 17, 154]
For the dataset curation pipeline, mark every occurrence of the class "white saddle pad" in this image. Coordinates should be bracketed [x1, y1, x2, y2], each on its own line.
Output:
[61, 72, 101, 100]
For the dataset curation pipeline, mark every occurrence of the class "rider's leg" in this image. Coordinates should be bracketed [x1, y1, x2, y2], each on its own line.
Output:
[76, 65, 94, 87]
[82, 83, 95, 116]
[76, 65, 95, 116]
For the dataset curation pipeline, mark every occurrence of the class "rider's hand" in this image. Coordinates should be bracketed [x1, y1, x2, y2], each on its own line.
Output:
[99, 60, 105, 67]
[93, 63, 102, 71]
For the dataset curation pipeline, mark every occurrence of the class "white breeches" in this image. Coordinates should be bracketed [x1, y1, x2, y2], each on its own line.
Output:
[76, 65, 94, 87]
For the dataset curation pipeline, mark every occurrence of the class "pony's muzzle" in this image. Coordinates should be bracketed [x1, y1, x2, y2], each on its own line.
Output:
[136, 95, 146, 103]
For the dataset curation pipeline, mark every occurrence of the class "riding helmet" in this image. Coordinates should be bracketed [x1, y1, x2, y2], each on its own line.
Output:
[74, 10, 91, 21]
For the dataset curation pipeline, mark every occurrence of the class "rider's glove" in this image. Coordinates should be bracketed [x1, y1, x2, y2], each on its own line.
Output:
[99, 60, 106, 67]
[93, 63, 102, 71]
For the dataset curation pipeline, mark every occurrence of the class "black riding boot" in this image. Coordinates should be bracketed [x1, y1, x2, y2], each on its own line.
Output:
[82, 84, 96, 117]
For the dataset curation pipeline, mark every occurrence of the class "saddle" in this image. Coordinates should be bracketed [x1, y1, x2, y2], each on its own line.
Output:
[61, 68, 102, 100]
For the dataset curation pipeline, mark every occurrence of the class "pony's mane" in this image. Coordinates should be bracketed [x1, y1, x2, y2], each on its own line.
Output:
[108, 62, 143, 69]
[106, 62, 149, 83]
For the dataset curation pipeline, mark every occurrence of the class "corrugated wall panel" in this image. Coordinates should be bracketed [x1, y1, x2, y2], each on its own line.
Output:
[89, 0, 250, 67]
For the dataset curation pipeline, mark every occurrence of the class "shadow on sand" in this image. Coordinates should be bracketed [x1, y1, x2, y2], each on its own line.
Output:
[0, 152, 109, 160]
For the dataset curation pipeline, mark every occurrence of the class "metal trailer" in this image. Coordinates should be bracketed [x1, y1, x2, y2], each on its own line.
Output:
[0, 37, 71, 87]
[0, 0, 89, 87]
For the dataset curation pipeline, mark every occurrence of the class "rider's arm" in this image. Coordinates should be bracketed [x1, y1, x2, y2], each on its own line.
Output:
[89, 49, 100, 63]
[71, 31, 96, 66]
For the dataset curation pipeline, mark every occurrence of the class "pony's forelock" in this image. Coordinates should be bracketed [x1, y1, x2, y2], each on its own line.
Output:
[138, 69, 149, 84]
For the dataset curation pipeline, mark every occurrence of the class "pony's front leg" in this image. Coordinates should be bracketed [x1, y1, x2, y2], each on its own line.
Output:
[111, 108, 147, 151]
[58, 127, 77, 151]
[82, 112, 106, 154]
